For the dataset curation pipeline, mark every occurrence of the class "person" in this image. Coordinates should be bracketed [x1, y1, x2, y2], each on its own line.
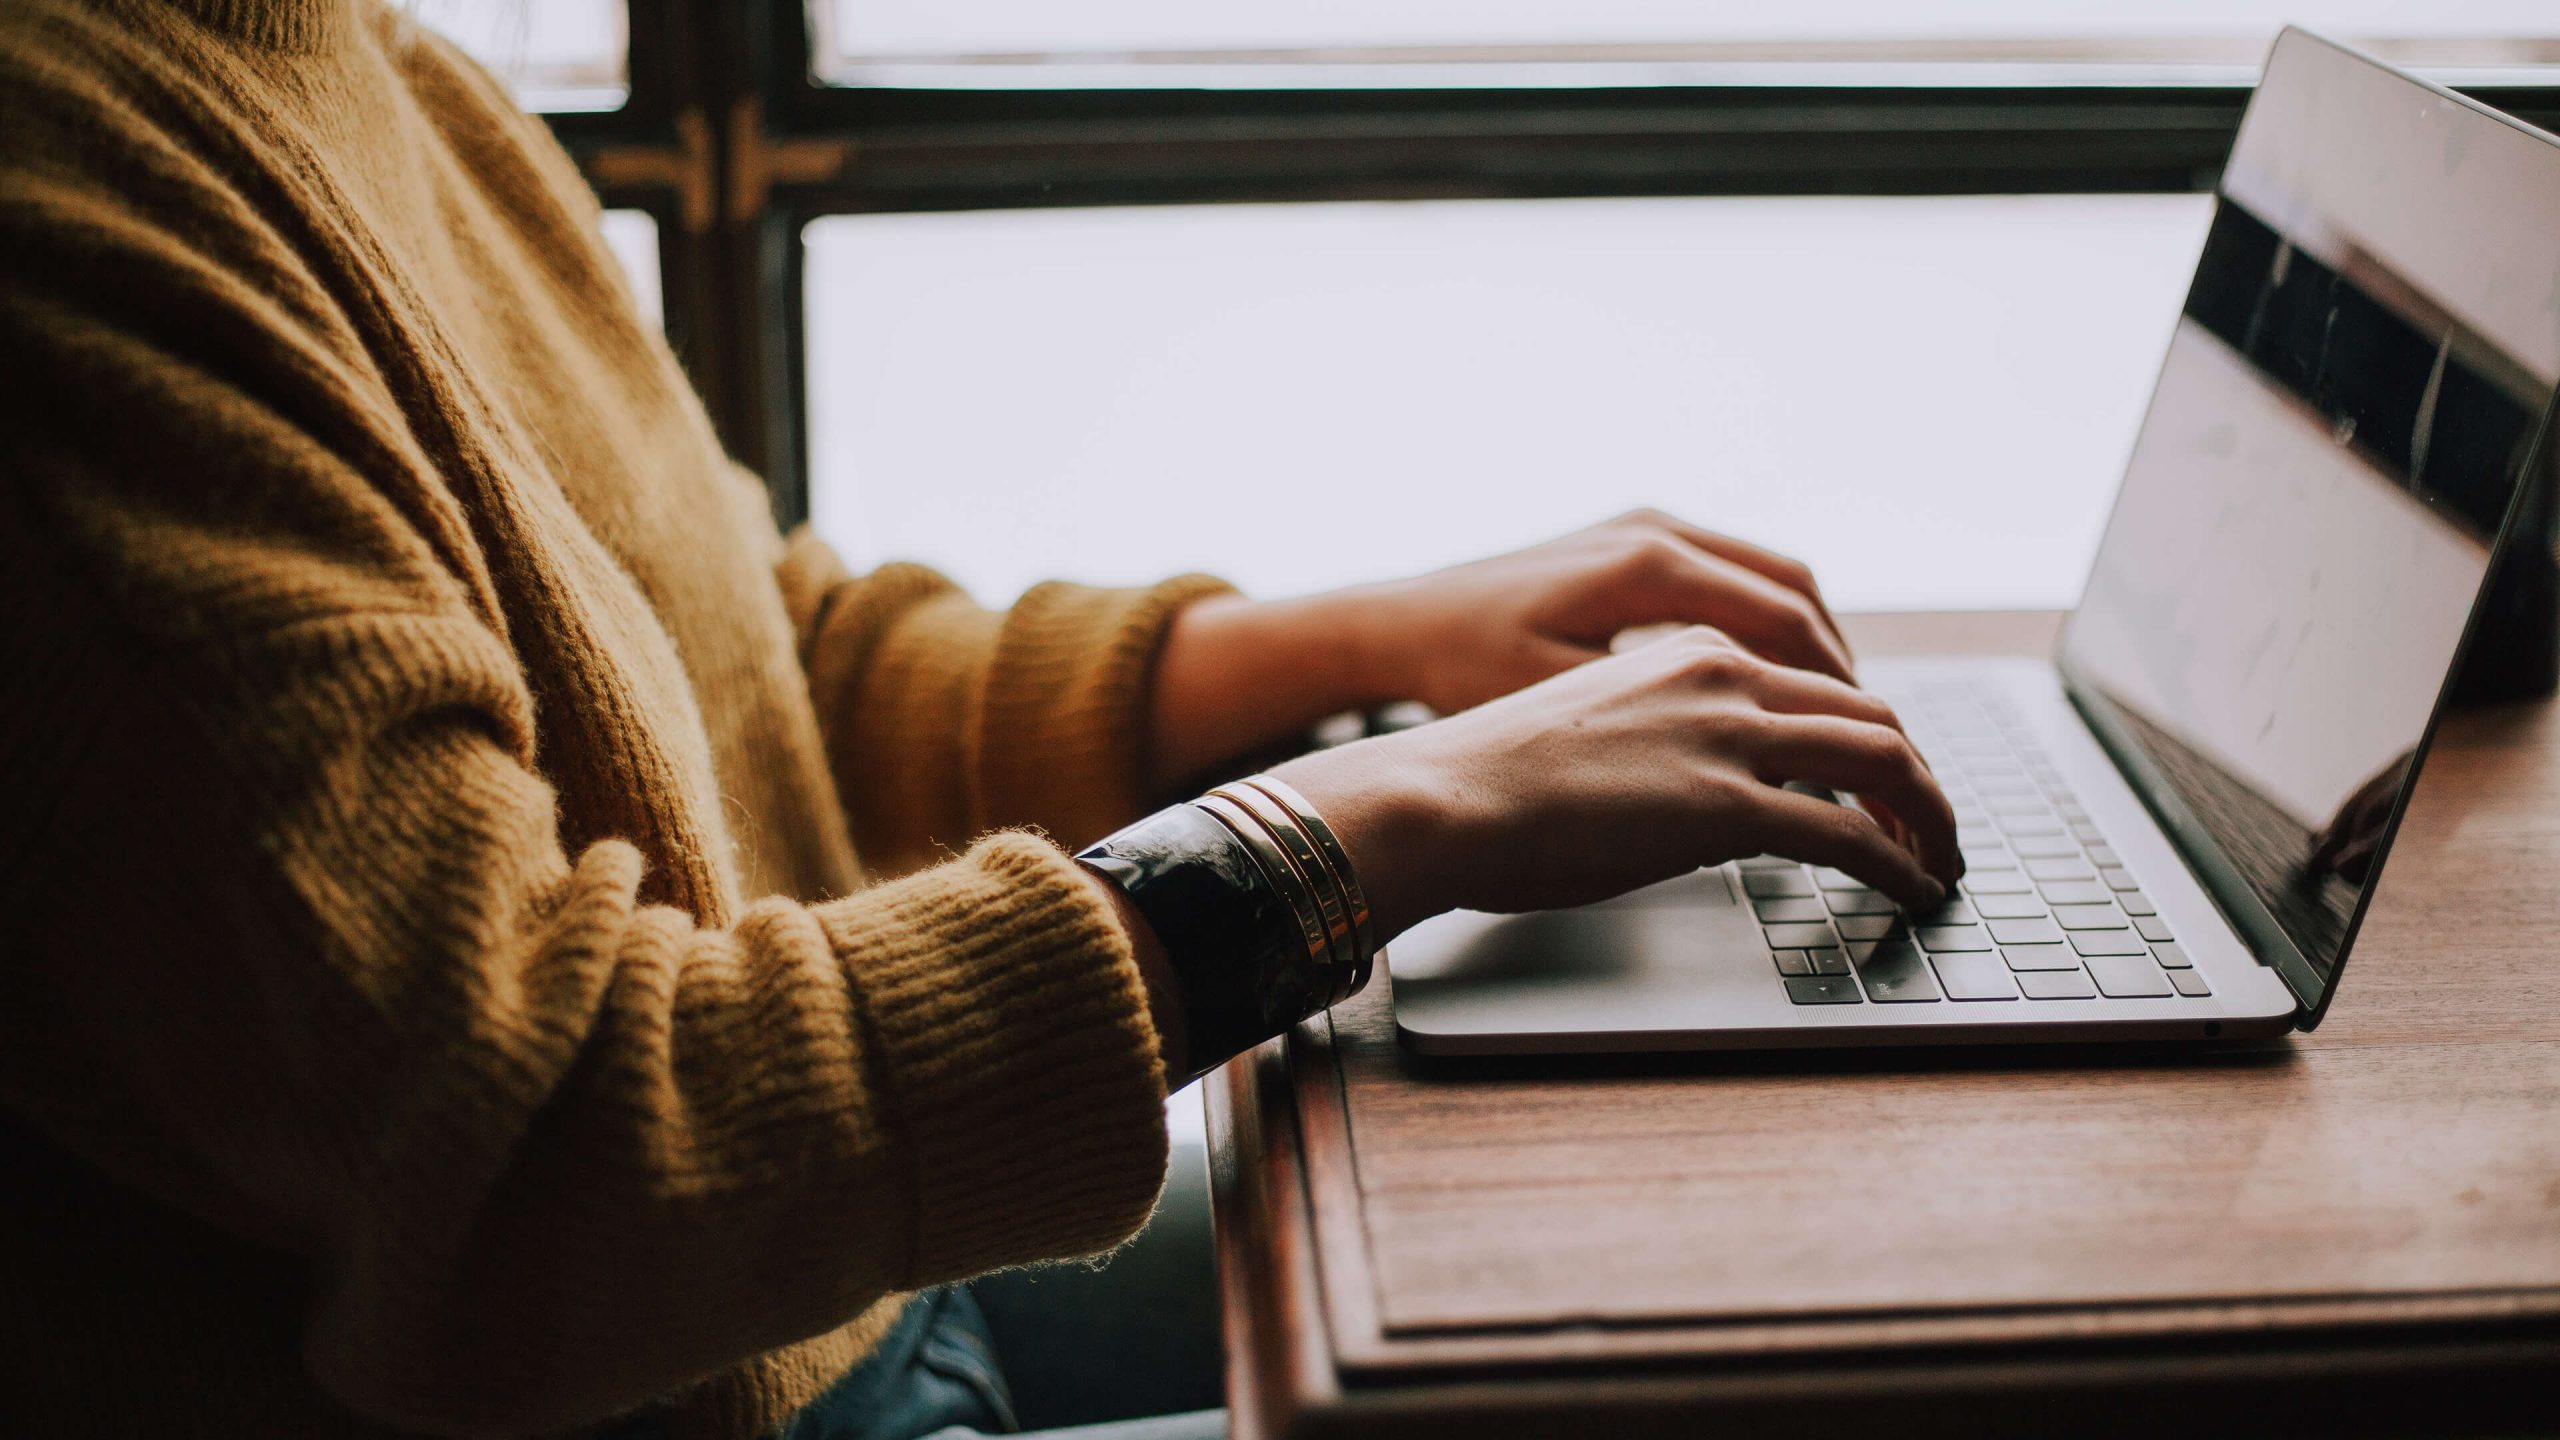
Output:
[0, 3, 1960, 1438]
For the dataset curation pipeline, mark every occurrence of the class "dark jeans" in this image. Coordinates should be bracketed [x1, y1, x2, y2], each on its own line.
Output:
[613, 1132, 1226, 1440]
[776, 1287, 1013, 1440]
[776, 1286, 1221, 1440]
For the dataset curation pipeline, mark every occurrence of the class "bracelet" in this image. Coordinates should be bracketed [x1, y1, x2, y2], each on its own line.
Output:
[1074, 775, 1378, 1081]
[1198, 781, 1374, 1006]
[1207, 781, 1368, 1005]
[1242, 774, 1377, 1000]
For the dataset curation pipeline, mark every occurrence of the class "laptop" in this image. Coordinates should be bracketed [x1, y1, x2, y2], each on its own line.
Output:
[1389, 28, 2560, 1055]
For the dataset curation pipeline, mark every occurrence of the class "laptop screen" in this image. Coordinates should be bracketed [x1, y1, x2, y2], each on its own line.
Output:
[2057, 29, 2560, 1022]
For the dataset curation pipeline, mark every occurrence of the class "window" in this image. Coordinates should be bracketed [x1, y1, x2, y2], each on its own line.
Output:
[805, 193, 2209, 611]
[597, 210, 664, 328]
[414, 0, 628, 113]
[815, 1, 2560, 86]
[442, 4, 2556, 582]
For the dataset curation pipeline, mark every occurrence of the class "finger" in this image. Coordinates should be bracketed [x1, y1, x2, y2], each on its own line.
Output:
[1747, 715, 1962, 886]
[1737, 658, 1909, 736]
[1740, 662, 1949, 793]
[1622, 510, 1849, 658]
[1617, 541, 1855, 684]
[1744, 785, 1947, 911]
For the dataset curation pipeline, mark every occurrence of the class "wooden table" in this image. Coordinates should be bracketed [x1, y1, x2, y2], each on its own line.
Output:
[1204, 611, 2560, 1438]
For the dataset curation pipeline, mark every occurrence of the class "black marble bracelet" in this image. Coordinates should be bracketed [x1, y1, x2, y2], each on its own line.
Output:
[1076, 803, 1332, 1084]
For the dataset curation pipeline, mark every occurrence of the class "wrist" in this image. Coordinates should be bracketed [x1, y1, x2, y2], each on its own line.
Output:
[1267, 737, 1455, 945]
[1148, 589, 1410, 790]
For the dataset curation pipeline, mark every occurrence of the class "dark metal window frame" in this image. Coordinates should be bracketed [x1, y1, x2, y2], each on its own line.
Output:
[544, 1, 2560, 528]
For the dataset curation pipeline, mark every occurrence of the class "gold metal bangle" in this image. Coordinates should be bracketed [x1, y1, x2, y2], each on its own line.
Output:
[1243, 774, 1376, 968]
[1210, 782, 1356, 981]
[1191, 795, 1331, 971]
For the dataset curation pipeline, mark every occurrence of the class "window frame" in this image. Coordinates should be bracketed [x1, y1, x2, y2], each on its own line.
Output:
[539, 1, 2560, 526]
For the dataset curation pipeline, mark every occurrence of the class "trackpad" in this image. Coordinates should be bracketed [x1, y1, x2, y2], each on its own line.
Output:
[1388, 868, 1771, 1042]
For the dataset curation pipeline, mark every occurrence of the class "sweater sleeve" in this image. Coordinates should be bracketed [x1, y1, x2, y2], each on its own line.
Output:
[0, 124, 1168, 1440]
[776, 529, 1235, 876]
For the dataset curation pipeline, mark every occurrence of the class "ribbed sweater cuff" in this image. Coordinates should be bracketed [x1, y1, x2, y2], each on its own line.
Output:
[980, 573, 1236, 850]
[817, 831, 1170, 1282]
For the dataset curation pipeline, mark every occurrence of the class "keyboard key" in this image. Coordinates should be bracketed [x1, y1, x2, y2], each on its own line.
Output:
[1957, 823, 2005, 848]
[2151, 943, 2192, 969]
[2002, 944, 2084, 971]
[2135, 915, 2176, 942]
[2071, 930, 2150, 957]
[1853, 941, 1943, 1002]
[1810, 868, 1866, 891]
[1916, 925, 1993, 952]
[2042, 881, 2113, 907]
[1998, 814, 2064, 837]
[1744, 869, 1815, 899]
[2118, 889, 2158, 916]
[2170, 969, 2213, 997]
[2011, 834, 2080, 858]
[1986, 916, 2065, 945]
[1773, 950, 1814, 976]
[2050, 902, 2125, 929]
[2071, 822, 2110, 844]
[1784, 975, 1864, 1005]
[2100, 867, 2142, 891]
[1986, 794, 2048, 816]
[1969, 891, 2048, 918]
[1963, 869, 2035, 894]
[2087, 845, 2122, 868]
[1738, 855, 1797, 871]
[2025, 855, 2095, 879]
[1931, 952, 2020, 1001]
[1825, 888, 1900, 916]
[1765, 922, 1838, 949]
[1806, 946, 1852, 976]
[1836, 914, 1901, 942]
[1960, 845, 2013, 872]
[1911, 898, 1979, 927]
[2086, 954, 2174, 997]
[1754, 897, 1832, 924]
[2018, 968, 2099, 999]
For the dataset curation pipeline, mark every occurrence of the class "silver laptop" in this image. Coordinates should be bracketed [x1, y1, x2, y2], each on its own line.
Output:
[1390, 29, 2560, 1055]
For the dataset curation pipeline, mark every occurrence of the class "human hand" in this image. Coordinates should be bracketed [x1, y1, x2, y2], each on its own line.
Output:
[1147, 510, 1853, 791]
[1330, 508, 1853, 718]
[1267, 625, 1959, 942]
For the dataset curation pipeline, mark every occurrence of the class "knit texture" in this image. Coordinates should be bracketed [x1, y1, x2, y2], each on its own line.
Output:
[0, 2, 1229, 1435]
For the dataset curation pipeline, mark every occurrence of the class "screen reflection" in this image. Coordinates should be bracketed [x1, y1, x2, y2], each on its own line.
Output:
[2059, 31, 2560, 998]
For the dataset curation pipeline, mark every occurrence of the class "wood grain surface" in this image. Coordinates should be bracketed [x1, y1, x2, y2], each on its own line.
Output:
[1207, 610, 2560, 1438]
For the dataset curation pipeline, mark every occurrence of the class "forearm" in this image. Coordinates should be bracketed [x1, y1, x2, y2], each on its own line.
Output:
[1146, 590, 1399, 792]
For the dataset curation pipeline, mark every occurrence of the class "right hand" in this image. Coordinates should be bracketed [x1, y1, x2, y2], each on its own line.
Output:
[1269, 626, 1960, 942]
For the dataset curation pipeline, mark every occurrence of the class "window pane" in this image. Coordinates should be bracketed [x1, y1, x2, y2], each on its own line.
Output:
[415, 0, 627, 112]
[817, 1, 2560, 85]
[805, 194, 2213, 613]
[598, 210, 662, 329]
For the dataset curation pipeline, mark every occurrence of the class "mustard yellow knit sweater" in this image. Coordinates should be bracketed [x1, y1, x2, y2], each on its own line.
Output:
[0, 2, 1228, 1435]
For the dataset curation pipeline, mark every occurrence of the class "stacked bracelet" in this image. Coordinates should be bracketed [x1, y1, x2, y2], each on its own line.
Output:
[1074, 773, 1378, 1082]
[1202, 777, 1375, 1006]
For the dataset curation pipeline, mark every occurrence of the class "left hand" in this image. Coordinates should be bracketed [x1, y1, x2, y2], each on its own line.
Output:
[1149, 510, 1855, 790]
[1328, 508, 1851, 716]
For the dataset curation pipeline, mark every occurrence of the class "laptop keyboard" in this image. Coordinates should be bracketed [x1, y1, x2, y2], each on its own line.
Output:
[1740, 677, 2210, 1006]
